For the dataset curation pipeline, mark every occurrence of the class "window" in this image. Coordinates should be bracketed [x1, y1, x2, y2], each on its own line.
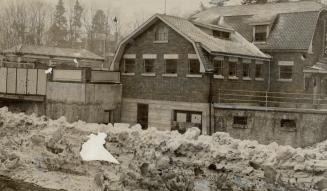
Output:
[254, 25, 268, 42]
[155, 26, 168, 42]
[123, 59, 135, 73]
[243, 63, 250, 78]
[233, 116, 248, 129]
[144, 59, 155, 73]
[213, 30, 230, 39]
[165, 59, 177, 74]
[213, 59, 223, 75]
[280, 119, 296, 132]
[229, 62, 237, 77]
[173, 110, 202, 134]
[189, 59, 200, 74]
[279, 66, 293, 80]
[255, 64, 263, 78]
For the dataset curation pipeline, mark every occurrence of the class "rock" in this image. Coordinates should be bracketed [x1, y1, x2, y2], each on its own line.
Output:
[263, 165, 277, 183]
[249, 161, 261, 170]
[30, 135, 45, 146]
[315, 178, 327, 190]
[156, 156, 170, 170]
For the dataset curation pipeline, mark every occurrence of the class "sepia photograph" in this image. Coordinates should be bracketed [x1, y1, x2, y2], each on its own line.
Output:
[0, 0, 327, 190]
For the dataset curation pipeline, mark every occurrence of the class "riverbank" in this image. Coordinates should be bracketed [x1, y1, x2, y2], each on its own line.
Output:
[0, 107, 327, 191]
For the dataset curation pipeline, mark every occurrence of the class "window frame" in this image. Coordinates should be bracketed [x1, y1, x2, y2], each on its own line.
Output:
[154, 25, 168, 42]
[242, 63, 251, 78]
[123, 58, 136, 74]
[164, 59, 178, 75]
[188, 59, 201, 75]
[255, 63, 264, 80]
[254, 25, 268, 42]
[143, 59, 155, 74]
[213, 59, 224, 76]
[213, 30, 230, 40]
[228, 61, 238, 78]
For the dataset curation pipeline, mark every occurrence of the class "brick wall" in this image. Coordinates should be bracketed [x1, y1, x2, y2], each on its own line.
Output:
[120, 20, 210, 103]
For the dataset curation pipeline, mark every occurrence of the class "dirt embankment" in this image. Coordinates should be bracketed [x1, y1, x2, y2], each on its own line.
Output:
[1, 107, 327, 191]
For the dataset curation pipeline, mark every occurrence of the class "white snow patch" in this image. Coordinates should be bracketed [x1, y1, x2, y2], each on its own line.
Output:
[80, 132, 119, 164]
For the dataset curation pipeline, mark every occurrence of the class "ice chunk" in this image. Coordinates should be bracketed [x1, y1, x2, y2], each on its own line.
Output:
[80, 132, 119, 164]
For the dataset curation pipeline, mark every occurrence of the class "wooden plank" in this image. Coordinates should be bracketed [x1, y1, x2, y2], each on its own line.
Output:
[6, 68, 16, 94]
[37, 69, 47, 95]
[27, 69, 37, 95]
[16, 68, 27, 94]
[53, 69, 83, 82]
[0, 68, 7, 93]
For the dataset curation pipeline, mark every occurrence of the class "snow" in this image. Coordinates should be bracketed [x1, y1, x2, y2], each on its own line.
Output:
[80, 132, 119, 164]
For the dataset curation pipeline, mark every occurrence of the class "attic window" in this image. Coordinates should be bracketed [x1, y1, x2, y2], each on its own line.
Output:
[155, 26, 168, 42]
[213, 30, 230, 40]
[254, 25, 268, 42]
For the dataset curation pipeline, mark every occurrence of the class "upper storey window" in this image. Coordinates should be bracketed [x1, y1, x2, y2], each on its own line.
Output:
[213, 30, 230, 40]
[154, 25, 168, 42]
[254, 25, 268, 42]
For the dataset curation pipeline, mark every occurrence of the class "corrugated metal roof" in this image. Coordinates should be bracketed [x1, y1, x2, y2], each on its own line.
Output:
[191, 1, 325, 51]
[157, 14, 269, 58]
[3, 44, 104, 60]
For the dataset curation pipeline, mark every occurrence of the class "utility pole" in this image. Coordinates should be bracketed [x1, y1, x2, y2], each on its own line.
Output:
[164, 0, 167, 15]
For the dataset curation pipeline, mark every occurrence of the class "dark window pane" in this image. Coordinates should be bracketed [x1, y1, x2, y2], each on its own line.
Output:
[165, 59, 177, 74]
[189, 59, 200, 74]
[229, 62, 237, 76]
[155, 26, 168, 41]
[124, 59, 135, 73]
[255, 64, 263, 78]
[255, 32, 267, 41]
[213, 30, 230, 39]
[279, 66, 292, 80]
[214, 60, 223, 75]
[233, 116, 247, 125]
[243, 63, 250, 77]
[144, 59, 155, 73]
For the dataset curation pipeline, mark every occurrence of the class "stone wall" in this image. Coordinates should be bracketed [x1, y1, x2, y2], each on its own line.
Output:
[214, 107, 327, 147]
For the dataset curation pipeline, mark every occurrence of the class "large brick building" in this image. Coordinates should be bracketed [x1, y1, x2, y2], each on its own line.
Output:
[111, 14, 269, 134]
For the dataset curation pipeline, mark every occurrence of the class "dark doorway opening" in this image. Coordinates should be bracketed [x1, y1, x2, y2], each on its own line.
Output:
[137, 103, 149, 130]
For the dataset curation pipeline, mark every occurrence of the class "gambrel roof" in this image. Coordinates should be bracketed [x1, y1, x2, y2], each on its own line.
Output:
[191, 1, 326, 51]
[111, 14, 270, 72]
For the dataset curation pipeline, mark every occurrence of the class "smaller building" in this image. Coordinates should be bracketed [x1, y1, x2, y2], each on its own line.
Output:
[1, 44, 105, 70]
[0, 44, 121, 124]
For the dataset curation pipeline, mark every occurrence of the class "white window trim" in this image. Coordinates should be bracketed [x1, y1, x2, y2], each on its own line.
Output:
[214, 56, 224, 61]
[141, 73, 156, 77]
[164, 54, 179, 59]
[228, 57, 238, 62]
[255, 77, 264, 81]
[214, 74, 224, 79]
[242, 77, 252, 81]
[162, 73, 178, 77]
[278, 61, 294, 66]
[255, 60, 264, 65]
[142, 54, 157, 59]
[228, 76, 239, 80]
[186, 74, 202, 78]
[243, 59, 252, 64]
[188, 54, 198, 59]
[123, 54, 136, 59]
[122, 73, 135, 76]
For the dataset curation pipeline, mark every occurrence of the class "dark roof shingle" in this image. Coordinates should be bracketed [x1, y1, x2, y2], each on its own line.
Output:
[3, 45, 104, 60]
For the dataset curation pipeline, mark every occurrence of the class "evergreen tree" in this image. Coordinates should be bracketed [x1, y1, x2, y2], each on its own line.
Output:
[71, 0, 83, 42]
[92, 9, 106, 34]
[48, 0, 68, 47]
[87, 9, 108, 55]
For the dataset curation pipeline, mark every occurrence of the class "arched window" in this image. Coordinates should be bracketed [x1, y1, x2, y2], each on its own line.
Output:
[154, 25, 168, 42]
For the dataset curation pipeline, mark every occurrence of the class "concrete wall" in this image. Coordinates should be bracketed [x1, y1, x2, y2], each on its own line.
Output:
[214, 108, 327, 147]
[121, 98, 210, 134]
[46, 82, 122, 123]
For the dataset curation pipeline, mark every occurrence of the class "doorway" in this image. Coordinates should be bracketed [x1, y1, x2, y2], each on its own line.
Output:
[137, 103, 149, 130]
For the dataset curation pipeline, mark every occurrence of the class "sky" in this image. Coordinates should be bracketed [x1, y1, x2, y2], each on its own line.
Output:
[74, 0, 241, 33]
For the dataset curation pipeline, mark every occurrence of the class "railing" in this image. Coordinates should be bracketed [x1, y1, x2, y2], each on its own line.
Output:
[216, 89, 327, 110]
